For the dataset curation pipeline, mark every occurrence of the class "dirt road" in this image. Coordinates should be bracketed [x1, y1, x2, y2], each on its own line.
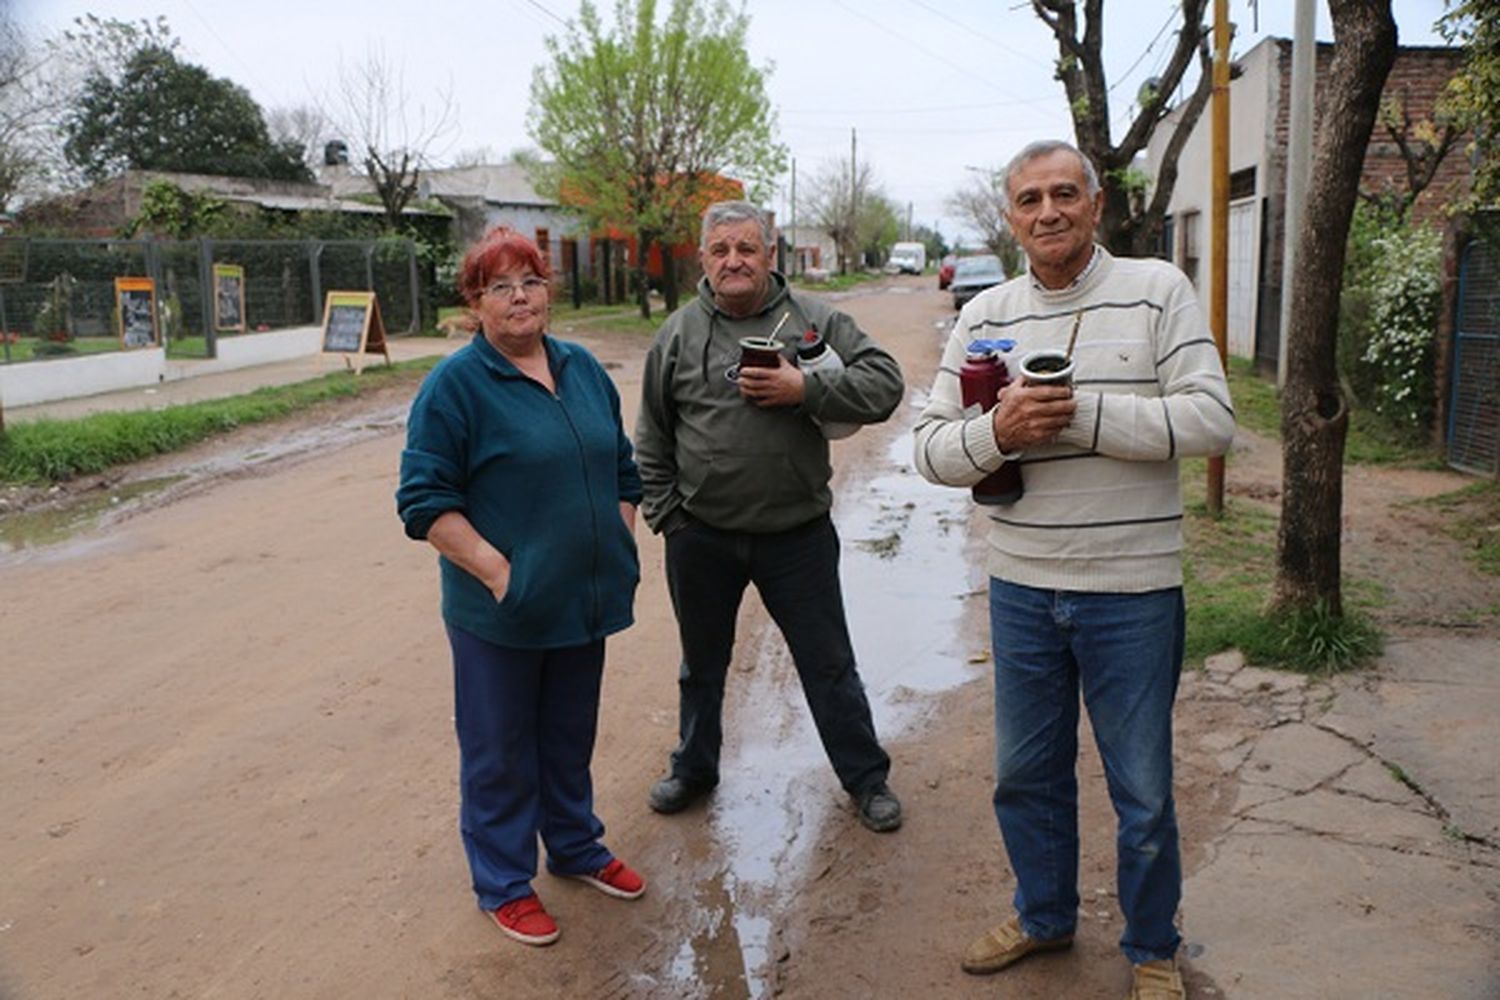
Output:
[2, 276, 1496, 1000]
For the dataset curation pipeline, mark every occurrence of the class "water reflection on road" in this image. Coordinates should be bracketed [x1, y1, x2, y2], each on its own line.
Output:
[665, 398, 984, 998]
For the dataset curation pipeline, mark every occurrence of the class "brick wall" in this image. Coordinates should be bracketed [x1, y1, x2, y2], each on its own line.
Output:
[1270, 41, 1472, 225]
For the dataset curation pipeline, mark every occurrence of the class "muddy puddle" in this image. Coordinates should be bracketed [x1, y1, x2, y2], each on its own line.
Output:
[663, 404, 984, 998]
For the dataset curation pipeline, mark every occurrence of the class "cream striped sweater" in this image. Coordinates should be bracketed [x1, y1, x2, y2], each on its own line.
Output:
[913, 248, 1236, 593]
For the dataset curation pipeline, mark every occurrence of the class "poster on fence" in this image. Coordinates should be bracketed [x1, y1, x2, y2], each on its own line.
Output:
[115, 277, 159, 350]
[213, 263, 246, 333]
[320, 290, 390, 374]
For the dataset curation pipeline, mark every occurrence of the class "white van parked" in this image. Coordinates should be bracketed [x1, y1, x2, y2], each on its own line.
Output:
[884, 241, 927, 274]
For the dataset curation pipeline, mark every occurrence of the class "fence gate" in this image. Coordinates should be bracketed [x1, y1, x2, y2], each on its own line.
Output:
[1448, 237, 1500, 475]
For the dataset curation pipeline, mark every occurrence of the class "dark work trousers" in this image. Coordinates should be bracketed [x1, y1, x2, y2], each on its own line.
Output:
[663, 512, 890, 797]
[446, 624, 613, 911]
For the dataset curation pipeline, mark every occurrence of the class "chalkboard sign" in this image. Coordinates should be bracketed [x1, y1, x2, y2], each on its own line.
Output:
[320, 290, 390, 374]
[213, 263, 246, 332]
[115, 277, 159, 349]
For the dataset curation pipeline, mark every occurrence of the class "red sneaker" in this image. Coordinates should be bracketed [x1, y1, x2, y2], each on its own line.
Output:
[566, 858, 646, 900]
[490, 893, 559, 946]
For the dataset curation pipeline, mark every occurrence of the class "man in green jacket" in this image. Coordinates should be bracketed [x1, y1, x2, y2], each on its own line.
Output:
[635, 200, 905, 832]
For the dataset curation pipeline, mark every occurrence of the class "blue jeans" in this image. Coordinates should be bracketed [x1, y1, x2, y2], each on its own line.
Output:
[446, 624, 614, 911]
[663, 512, 890, 797]
[988, 579, 1184, 964]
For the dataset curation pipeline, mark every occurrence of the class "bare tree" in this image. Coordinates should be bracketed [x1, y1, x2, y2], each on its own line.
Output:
[1274, 0, 1398, 617]
[1032, 0, 1213, 255]
[804, 156, 879, 275]
[449, 146, 497, 169]
[1359, 88, 1462, 221]
[0, 13, 70, 210]
[945, 171, 1023, 274]
[325, 47, 457, 229]
[266, 103, 332, 174]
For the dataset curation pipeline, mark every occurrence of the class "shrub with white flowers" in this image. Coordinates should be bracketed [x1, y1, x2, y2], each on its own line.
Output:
[1359, 224, 1443, 426]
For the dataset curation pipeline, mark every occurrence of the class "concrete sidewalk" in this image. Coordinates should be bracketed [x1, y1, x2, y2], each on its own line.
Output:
[1183, 642, 1500, 998]
[4, 336, 462, 424]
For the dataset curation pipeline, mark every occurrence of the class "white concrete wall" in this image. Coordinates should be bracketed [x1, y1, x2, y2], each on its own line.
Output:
[1145, 38, 1281, 359]
[167, 326, 322, 380]
[0, 347, 165, 408]
[0, 325, 323, 409]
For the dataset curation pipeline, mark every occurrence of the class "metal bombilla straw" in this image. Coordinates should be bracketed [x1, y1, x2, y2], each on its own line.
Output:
[1064, 308, 1083, 360]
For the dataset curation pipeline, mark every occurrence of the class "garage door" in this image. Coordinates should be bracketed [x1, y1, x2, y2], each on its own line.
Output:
[1226, 199, 1257, 359]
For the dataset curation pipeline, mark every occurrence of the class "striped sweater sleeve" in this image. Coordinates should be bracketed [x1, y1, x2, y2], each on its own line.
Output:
[1056, 269, 1235, 461]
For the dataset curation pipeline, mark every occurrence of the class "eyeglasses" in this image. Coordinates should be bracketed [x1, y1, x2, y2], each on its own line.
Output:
[485, 277, 548, 298]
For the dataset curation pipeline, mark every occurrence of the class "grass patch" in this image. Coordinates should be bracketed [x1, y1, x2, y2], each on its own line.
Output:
[1180, 462, 1383, 674]
[551, 303, 662, 337]
[1224, 357, 1438, 467]
[1225, 357, 1280, 436]
[791, 270, 883, 293]
[1, 337, 125, 363]
[0, 357, 439, 485]
[1419, 478, 1500, 576]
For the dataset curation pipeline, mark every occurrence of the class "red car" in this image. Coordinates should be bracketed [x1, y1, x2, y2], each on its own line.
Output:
[938, 254, 956, 290]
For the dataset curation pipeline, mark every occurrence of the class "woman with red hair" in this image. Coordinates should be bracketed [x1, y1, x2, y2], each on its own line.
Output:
[397, 227, 645, 946]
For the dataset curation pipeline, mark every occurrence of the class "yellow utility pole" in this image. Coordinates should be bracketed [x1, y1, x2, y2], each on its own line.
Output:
[1207, 0, 1231, 516]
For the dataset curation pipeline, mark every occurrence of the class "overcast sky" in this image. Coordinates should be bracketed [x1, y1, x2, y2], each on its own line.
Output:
[14, 0, 1452, 245]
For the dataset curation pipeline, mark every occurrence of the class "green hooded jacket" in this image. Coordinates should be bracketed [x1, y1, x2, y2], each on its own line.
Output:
[635, 272, 904, 533]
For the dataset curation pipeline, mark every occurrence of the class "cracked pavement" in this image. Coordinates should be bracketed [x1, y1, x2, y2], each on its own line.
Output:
[1180, 638, 1500, 999]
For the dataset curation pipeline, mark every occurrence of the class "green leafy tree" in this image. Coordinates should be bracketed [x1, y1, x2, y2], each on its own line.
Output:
[62, 44, 310, 183]
[912, 223, 949, 264]
[528, 0, 786, 317]
[860, 192, 901, 267]
[1032, 0, 1213, 255]
[1439, 0, 1500, 207]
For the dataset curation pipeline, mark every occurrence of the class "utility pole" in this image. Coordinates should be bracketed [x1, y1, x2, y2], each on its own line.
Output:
[1278, 0, 1315, 389]
[906, 201, 913, 241]
[850, 127, 858, 270]
[790, 157, 798, 276]
[1207, 0, 1230, 516]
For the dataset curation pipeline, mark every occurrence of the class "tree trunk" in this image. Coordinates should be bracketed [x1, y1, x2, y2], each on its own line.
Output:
[662, 248, 680, 314]
[1273, 0, 1397, 616]
[1099, 183, 1135, 256]
[635, 231, 653, 321]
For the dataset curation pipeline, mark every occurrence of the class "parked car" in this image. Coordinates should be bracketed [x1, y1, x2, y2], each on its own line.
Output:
[883, 241, 927, 274]
[938, 254, 956, 289]
[950, 254, 1006, 309]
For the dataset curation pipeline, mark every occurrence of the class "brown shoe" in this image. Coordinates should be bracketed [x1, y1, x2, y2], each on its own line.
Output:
[1127, 958, 1186, 999]
[960, 915, 1073, 975]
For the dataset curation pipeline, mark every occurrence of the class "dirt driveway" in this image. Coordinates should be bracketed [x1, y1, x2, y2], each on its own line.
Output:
[1, 276, 1496, 1000]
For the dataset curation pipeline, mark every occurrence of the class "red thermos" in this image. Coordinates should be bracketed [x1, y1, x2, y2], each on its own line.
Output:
[959, 340, 1024, 505]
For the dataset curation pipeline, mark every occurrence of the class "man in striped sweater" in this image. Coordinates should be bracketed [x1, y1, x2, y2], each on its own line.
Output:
[914, 140, 1235, 1000]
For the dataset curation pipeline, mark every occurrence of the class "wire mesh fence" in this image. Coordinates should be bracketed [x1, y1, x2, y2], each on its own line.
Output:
[0, 236, 421, 364]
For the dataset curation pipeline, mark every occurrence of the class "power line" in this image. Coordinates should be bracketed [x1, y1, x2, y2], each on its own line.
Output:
[1107, 5, 1181, 93]
[826, 0, 1027, 99]
[178, 0, 272, 97]
[900, 0, 1053, 71]
[515, 0, 568, 26]
[782, 94, 1065, 116]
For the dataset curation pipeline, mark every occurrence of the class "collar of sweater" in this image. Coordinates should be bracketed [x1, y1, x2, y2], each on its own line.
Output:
[1028, 246, 1114, 303]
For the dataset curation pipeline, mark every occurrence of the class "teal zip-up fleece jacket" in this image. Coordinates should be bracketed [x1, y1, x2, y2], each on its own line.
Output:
[635, 272, 904, 534]
[397, 333, 642, 649]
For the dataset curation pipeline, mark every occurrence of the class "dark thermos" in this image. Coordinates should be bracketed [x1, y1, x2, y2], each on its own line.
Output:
[959, 339, 1024, 505]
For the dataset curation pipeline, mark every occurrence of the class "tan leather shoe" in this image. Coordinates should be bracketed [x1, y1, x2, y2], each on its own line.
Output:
[960, 915, 1074, 975]
[1127, 957, 1186, 999]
